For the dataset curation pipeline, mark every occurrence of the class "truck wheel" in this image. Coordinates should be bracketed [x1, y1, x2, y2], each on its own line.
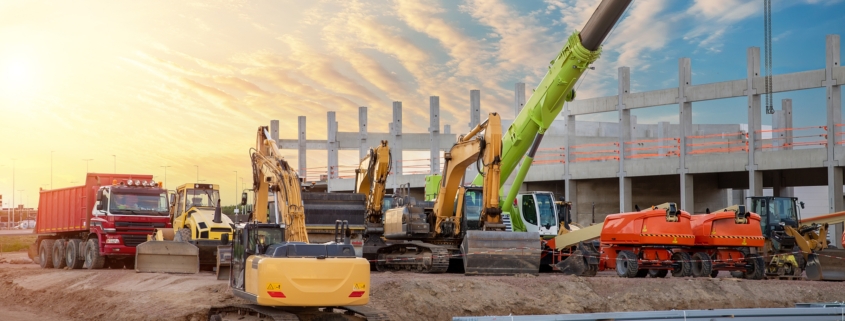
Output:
[691, 252, 712, 277]
[65, 239, 84, 269]
[39, 240, 55, 269]
[174, 228, 192, 242]
[83, 238, 105, 269]
[615, 250, 638, 278]
[52, 240, 68, 269]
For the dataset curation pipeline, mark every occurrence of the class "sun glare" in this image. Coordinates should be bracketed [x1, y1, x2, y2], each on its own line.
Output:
[0, 51, 40, 99]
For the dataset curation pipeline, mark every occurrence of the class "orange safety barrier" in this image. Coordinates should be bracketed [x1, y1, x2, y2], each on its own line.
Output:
[757, 125, 828, 150]
[686, 131, 748, 155]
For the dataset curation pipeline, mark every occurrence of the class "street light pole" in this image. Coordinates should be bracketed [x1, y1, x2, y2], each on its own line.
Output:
[16, 189, 23, 224]
[233, 170, 237, 206]
[83, 159, 93, 173]
[195, 165, 199, 183]
[11, 158, 15, 230]
[160, 166, 172, 189]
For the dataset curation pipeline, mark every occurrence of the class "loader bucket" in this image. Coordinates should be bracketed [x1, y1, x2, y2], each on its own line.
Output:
[461, 231, 541, 275]
[134, 241, 200, 274]
[556, 241, 600, 276]
[216, 245, 232, 280]
[805, 249, 845, 281]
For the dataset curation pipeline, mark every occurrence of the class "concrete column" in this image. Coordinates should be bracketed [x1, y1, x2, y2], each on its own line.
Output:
[298, 116, 307, 179]
[359, 107, 368, 160]
[469, 89, 480, 131]
[617, 66, 632, 212]
[514, 83, 526, 118]
[565, 179, 577, 222]
[564, 100, 576, 215]
[824, 35, 843, 214]
[678, 58, 694, 211]
[270, 120, 279, 142]
[327, 112, 338, 181]
[444, 125, 451, 135]
[783, 99, 793, 149]
[657, 121, 669, 158]
[746, 47, 762, 196]
[773, 110, 784, 151]
[391, 102, 403, 190]
[429, 96, 440, 175]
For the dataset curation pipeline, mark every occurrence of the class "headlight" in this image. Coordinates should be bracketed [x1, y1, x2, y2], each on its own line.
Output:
[103, 228, 117, 233]
[105, 238, 121, 244]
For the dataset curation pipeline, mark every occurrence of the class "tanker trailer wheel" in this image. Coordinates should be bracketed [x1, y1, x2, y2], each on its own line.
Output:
[671, 252, 692, 277]
[615, 250, 639, 278]
[648, 269, 668, 278]
[691, 252, 712, 277]
[39, 239, 55, 269]
[52, 240, 67, 269]
[65, 239, 84, 269]
[744, 254, 765, 280]
[83, 238, 105, 269]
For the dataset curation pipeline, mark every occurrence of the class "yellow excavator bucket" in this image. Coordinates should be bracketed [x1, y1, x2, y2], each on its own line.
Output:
[806, 248, 845, 281]
[461, 230, 541, 275]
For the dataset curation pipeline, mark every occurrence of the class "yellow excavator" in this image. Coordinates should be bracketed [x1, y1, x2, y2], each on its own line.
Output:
[135, 183, 234, 275]
[377, 113, 541, 275]
[354, 140, 392, 267]
[208, 126, 385, 320]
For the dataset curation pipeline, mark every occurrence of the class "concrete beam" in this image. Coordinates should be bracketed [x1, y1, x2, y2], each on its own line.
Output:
[430, 96, 440, 174]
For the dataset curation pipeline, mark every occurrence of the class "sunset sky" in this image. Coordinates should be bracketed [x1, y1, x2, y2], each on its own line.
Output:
[1, 0, 844, 207]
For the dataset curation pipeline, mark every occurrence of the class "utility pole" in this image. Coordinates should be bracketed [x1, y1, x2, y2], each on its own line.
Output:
[83, 159, 93, 173]
[233, 171, 238, 206]
[160, 165, 172, 189]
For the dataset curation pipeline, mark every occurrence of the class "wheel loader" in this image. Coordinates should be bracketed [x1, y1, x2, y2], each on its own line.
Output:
[135, 183, 234, 276]
[746, 196, 845, 281]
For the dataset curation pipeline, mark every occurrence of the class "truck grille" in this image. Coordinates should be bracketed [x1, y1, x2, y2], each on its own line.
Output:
[115, 222, 166, 228]
[122, 235, 148, 247]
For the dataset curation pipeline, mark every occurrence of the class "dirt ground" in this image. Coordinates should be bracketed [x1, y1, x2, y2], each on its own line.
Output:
[1, 251, 844, 321]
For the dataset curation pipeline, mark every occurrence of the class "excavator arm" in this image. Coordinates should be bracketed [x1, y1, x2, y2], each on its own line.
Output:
[470, 0, 631, 232]
[251, 126, 308, 243]
[355, 140, 391, 225]
[434, 112, 503, 236]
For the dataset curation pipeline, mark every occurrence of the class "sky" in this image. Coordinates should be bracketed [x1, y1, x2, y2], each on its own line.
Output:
[0, 0, 843, 207]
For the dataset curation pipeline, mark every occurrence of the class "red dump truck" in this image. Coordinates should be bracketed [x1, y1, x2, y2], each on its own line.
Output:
[30, 173, 172, 270]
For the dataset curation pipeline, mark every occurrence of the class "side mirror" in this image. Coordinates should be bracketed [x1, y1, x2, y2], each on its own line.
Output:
[241, 192, 248, 206]
[169, 193, 176, 205]
[800, 201, 805, 209]
[96, 201, 103, 211]
[221, 233, 230, 245]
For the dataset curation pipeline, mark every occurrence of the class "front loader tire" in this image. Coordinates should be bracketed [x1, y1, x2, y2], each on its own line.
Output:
[174, 228, 192, 243]
[745, 254, 765, 280]
[84, 238, 105, 270]
[691, 252, 712, 278]
[616, 250, 639, 278]
[671, 252, 692, 277]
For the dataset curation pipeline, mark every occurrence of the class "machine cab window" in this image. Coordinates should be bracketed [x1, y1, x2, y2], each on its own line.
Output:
[463, 189, 483, 222]
[522, 196, 538, 226]
[534, 193, 556, 228]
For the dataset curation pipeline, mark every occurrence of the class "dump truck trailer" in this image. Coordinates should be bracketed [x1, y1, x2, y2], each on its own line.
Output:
[30, 173, 172, 270]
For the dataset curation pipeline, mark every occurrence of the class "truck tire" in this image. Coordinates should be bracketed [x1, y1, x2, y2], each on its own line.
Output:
[39, 240, 55, 269]
[615, 250, 638, 278]
[83, 238, 105, 270]
[671, 252, 692, 277]
[745, 254, 765, 280]
[174, 228, 192, 242]
[52, 240, 67, 269]
[65, 239, 84, 269]
[691, 252, 712, 277]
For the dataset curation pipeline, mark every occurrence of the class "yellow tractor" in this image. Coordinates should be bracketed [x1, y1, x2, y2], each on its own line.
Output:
[135, 183, 234, 276]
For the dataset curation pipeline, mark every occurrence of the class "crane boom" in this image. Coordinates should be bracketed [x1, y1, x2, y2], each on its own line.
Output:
[472, 0, 631, 232]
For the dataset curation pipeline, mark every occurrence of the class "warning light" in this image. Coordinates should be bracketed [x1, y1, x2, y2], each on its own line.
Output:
[349, 291, 365, 298]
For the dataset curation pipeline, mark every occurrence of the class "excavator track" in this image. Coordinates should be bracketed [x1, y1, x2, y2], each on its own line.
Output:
[208, 304, 390, 321]
[375, 243, 450, 273]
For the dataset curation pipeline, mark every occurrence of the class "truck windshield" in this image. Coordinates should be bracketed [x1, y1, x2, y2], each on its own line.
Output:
[110, 190, 169, 215]
[185, 189, 220, 210]
[535, 193, 557, 227]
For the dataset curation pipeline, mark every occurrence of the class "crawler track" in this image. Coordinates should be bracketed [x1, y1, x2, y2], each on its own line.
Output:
[375, 243, 450, 273]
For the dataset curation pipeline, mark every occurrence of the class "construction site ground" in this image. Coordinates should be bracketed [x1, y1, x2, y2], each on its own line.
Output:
[1, 250, 844, 321]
